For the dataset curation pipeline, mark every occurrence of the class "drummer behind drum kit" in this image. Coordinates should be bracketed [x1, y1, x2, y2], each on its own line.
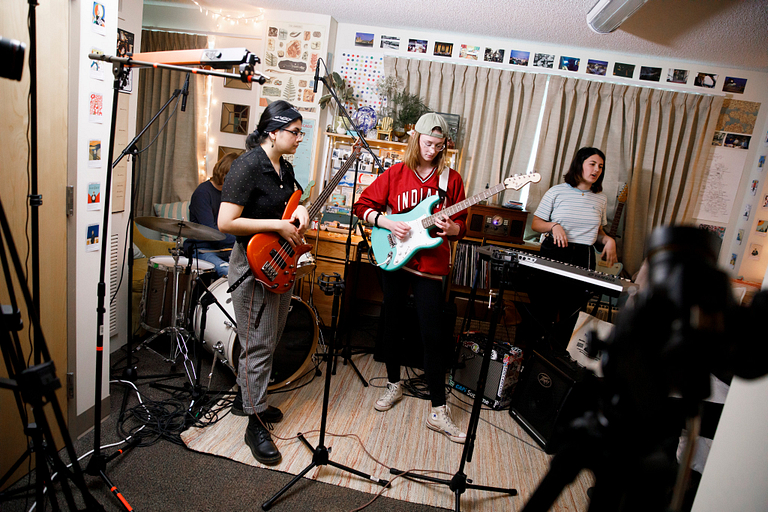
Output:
[135, 216, 318, 391]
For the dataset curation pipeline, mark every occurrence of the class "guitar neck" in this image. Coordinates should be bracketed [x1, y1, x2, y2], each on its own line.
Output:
[308, 144, 363, 220]
[608, 202, 625, 238]
[422, 182, 506, 228]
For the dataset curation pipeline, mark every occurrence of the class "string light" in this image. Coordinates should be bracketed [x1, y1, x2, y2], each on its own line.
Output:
[189, 0, 264, 25]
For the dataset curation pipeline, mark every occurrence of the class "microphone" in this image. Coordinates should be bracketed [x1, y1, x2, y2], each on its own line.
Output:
[312, 57, 322, 93]
[180, 73, 190, 112]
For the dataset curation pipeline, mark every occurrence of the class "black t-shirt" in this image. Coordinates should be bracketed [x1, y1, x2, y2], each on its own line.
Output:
[221, 146, 301, 244]
[183, 180, 236, 254]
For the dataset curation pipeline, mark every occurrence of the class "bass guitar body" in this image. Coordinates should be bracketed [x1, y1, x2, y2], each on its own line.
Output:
[371, 195, 444, 271]
[246, 190, 312, 293]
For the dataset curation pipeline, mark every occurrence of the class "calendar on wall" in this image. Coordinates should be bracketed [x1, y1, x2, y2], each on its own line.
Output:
[338, 52, 385, 113]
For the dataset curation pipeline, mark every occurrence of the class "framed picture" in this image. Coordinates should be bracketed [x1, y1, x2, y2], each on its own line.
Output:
[224, 66, 252, 90]
[436, 112, 460, 147]
[220, 103, 250, 135]
[217, 146, 245, 161]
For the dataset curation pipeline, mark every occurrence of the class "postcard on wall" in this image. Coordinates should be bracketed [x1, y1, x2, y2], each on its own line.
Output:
[762, 194, 768, 208]
[434, 42, 453, 57]
[117, 28, 134, 58]
[89, 92, 104, 123]
[751, 180, 760, 195]
[88, 139, 101, 168]
[559, 56, 580, 72]
[408, 39, 428, 53]
[723, 77, 747, 94]
[639, 66, 662, 82]
[737, 229, 744, 244]
[380, 35, 399, 50]
[613, 62, 635, 78]
[355, 32, 374, 47]
[92, 2, 106, 36]
[725, 133, 750, 150]
[86, 223, 100, 252]
[694, 72, 718, 88]
[756, 219, 768, 236]
[712, 132, 725, 146]
[459, 45, 481, 60]
[667, 69, 689, 84]
[748, 243, 762, 260]
[729, 253, 737, 268]
[509, 50, 530, 66]
[586, 60, 607, 76]
[743, 204, 752, 221]
[484, 48, 505, 63]
[759, 155, 765, 169]
[263, 22, 324, 110]
[533, 53, 554, 69]
[90, 47, 105, 80]
[87, 182, 101, 211]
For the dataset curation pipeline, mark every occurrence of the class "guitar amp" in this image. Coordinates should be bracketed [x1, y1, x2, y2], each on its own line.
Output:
[466, 205, 528, 243]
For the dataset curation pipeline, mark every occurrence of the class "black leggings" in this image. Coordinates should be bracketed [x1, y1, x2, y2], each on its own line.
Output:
[381, 270, 448, 407]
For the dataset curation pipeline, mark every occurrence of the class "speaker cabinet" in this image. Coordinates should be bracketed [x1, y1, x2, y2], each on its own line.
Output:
[465, 205, 528, 243]
[508, 351, 588, 453]
[448, 333, 523, 410]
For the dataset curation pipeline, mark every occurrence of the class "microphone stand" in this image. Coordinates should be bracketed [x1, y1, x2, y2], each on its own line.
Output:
[313, 60, 387, 386]
[85, 54, 267, 510]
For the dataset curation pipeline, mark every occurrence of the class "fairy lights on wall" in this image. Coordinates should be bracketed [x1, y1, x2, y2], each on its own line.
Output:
[190, 0, 264, 27]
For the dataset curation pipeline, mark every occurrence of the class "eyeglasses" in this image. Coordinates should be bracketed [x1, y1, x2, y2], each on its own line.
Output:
[420, 139, 445, 151]
[280, 128, 305, 140]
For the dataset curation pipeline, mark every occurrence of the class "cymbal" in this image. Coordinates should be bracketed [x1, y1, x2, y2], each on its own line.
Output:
[135, 216, 226, 242]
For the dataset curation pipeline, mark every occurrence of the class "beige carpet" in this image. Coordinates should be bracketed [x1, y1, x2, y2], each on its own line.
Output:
[181, 353, 593, 511]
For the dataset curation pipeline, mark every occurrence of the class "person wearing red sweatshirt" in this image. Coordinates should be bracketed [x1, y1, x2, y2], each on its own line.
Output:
[353, 112, 468, 443]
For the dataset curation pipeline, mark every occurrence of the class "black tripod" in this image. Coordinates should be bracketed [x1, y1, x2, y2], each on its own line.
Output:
[390, 258, 518, 511]
[262, 272, 389, 510]
[0, 197, 104, 511]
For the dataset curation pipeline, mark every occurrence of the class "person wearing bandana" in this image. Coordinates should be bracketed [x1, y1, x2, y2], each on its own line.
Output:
[218, 100, 309, 465]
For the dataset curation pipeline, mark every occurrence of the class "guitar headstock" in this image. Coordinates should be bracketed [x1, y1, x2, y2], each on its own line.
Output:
[617, 184, 628, 203]
[504, 172, 541, 190]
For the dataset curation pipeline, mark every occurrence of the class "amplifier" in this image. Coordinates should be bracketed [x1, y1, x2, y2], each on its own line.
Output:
[448, 332, 523, 410]
[466, 205, 528, 243]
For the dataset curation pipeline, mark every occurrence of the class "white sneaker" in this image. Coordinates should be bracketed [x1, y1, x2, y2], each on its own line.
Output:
[374, 381, 403, 411]
[427, 405, 466, 444]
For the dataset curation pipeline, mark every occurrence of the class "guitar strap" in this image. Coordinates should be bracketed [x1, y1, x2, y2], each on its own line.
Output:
[437, 170, 449, 210]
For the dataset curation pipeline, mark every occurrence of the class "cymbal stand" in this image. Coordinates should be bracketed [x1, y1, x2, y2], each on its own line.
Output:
[262, 273, 389, 510]
[134, 233, 196, 387]
[389, 258, 518, 511]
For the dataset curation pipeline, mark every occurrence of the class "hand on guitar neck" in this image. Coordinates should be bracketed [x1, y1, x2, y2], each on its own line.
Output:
[593, 184, 627, 276]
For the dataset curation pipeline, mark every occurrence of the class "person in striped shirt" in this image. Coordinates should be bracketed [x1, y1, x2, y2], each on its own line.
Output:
[532, 147, 617, 269]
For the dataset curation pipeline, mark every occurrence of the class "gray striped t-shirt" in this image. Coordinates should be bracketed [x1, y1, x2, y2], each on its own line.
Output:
[534, 183, 607, 245]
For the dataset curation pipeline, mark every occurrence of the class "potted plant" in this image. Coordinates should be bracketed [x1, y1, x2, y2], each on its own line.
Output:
[319, 72, 357, 133]
[394, 90, 429, 135]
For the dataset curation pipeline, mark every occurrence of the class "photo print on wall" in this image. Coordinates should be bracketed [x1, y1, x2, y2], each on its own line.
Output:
[559, 56, 580, 72]
[434, 42, 453, 57]
[667, 69, 689, 84]
[484, 47, 505, 63]
[380, 35, 399, 50]
[613, 62, 635, 78]
[722, 77, 747, 94]
[459, 44, 481, 60]
[639, 66, 662, 82]
[533, 53, 554, 68]
[694, 72, 718, 88]
[355, 32, 374, 47]
[586, 59, 608, 76]
[408, 39, 428, 53]
[509, 50, 530, 66]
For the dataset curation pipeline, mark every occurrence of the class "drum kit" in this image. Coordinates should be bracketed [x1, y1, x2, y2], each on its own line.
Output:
[135, 216, 319, 390]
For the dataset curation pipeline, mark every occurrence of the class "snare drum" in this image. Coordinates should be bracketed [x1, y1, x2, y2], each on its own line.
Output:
[194, 277, 319, 390]
[141, 255, 215, 332]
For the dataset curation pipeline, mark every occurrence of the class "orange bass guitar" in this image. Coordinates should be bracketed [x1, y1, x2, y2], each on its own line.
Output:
[246, 141, 363, 293]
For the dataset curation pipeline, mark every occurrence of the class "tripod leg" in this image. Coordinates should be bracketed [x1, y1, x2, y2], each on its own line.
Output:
[261, 462, 319, 510]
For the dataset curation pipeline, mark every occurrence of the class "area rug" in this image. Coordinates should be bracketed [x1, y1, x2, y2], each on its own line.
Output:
[181, 353, 592, 511]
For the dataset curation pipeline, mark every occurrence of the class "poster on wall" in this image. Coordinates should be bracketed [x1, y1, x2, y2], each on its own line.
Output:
[338, 52, 385, 112]
[86, 223, 100, 252]
[716, 99, 761, 135]
[117, 29, 134, 93]
[90, 47, 105, 80]
[286, 118, 315, 189]
[89, 92, 104, 123]
[92, 1, 107, 36]
[87, 182, 101, 211]
[88, 139, 101, 168]
[696, 146, 748, 223]
[262, 22, 324, 112]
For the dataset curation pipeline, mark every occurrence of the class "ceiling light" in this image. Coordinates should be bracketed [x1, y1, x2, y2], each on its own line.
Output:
[587, 0, 650, 34]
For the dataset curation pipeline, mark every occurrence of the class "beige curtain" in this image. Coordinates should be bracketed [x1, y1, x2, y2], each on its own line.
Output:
[529, 76, 723, 275]
[384, 57, 547, 203]
[135, 30, 208, 216]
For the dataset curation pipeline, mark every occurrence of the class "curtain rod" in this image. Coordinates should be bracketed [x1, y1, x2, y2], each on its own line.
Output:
[142, 26, 263, 41]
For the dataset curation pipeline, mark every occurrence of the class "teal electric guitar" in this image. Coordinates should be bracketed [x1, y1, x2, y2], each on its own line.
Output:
[371, 173, 541, 271]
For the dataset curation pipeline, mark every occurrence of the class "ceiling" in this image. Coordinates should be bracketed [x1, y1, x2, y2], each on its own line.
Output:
[155, 0, 768, 72]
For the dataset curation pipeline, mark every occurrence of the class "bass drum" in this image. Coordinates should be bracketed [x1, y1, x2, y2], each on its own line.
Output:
[193, 277, 319, 390]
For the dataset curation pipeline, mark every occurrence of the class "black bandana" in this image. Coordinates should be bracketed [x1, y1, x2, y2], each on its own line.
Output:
[259, 105, 302, 135]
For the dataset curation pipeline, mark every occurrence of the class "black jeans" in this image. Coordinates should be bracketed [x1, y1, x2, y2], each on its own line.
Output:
[381, 270, 448, 407]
